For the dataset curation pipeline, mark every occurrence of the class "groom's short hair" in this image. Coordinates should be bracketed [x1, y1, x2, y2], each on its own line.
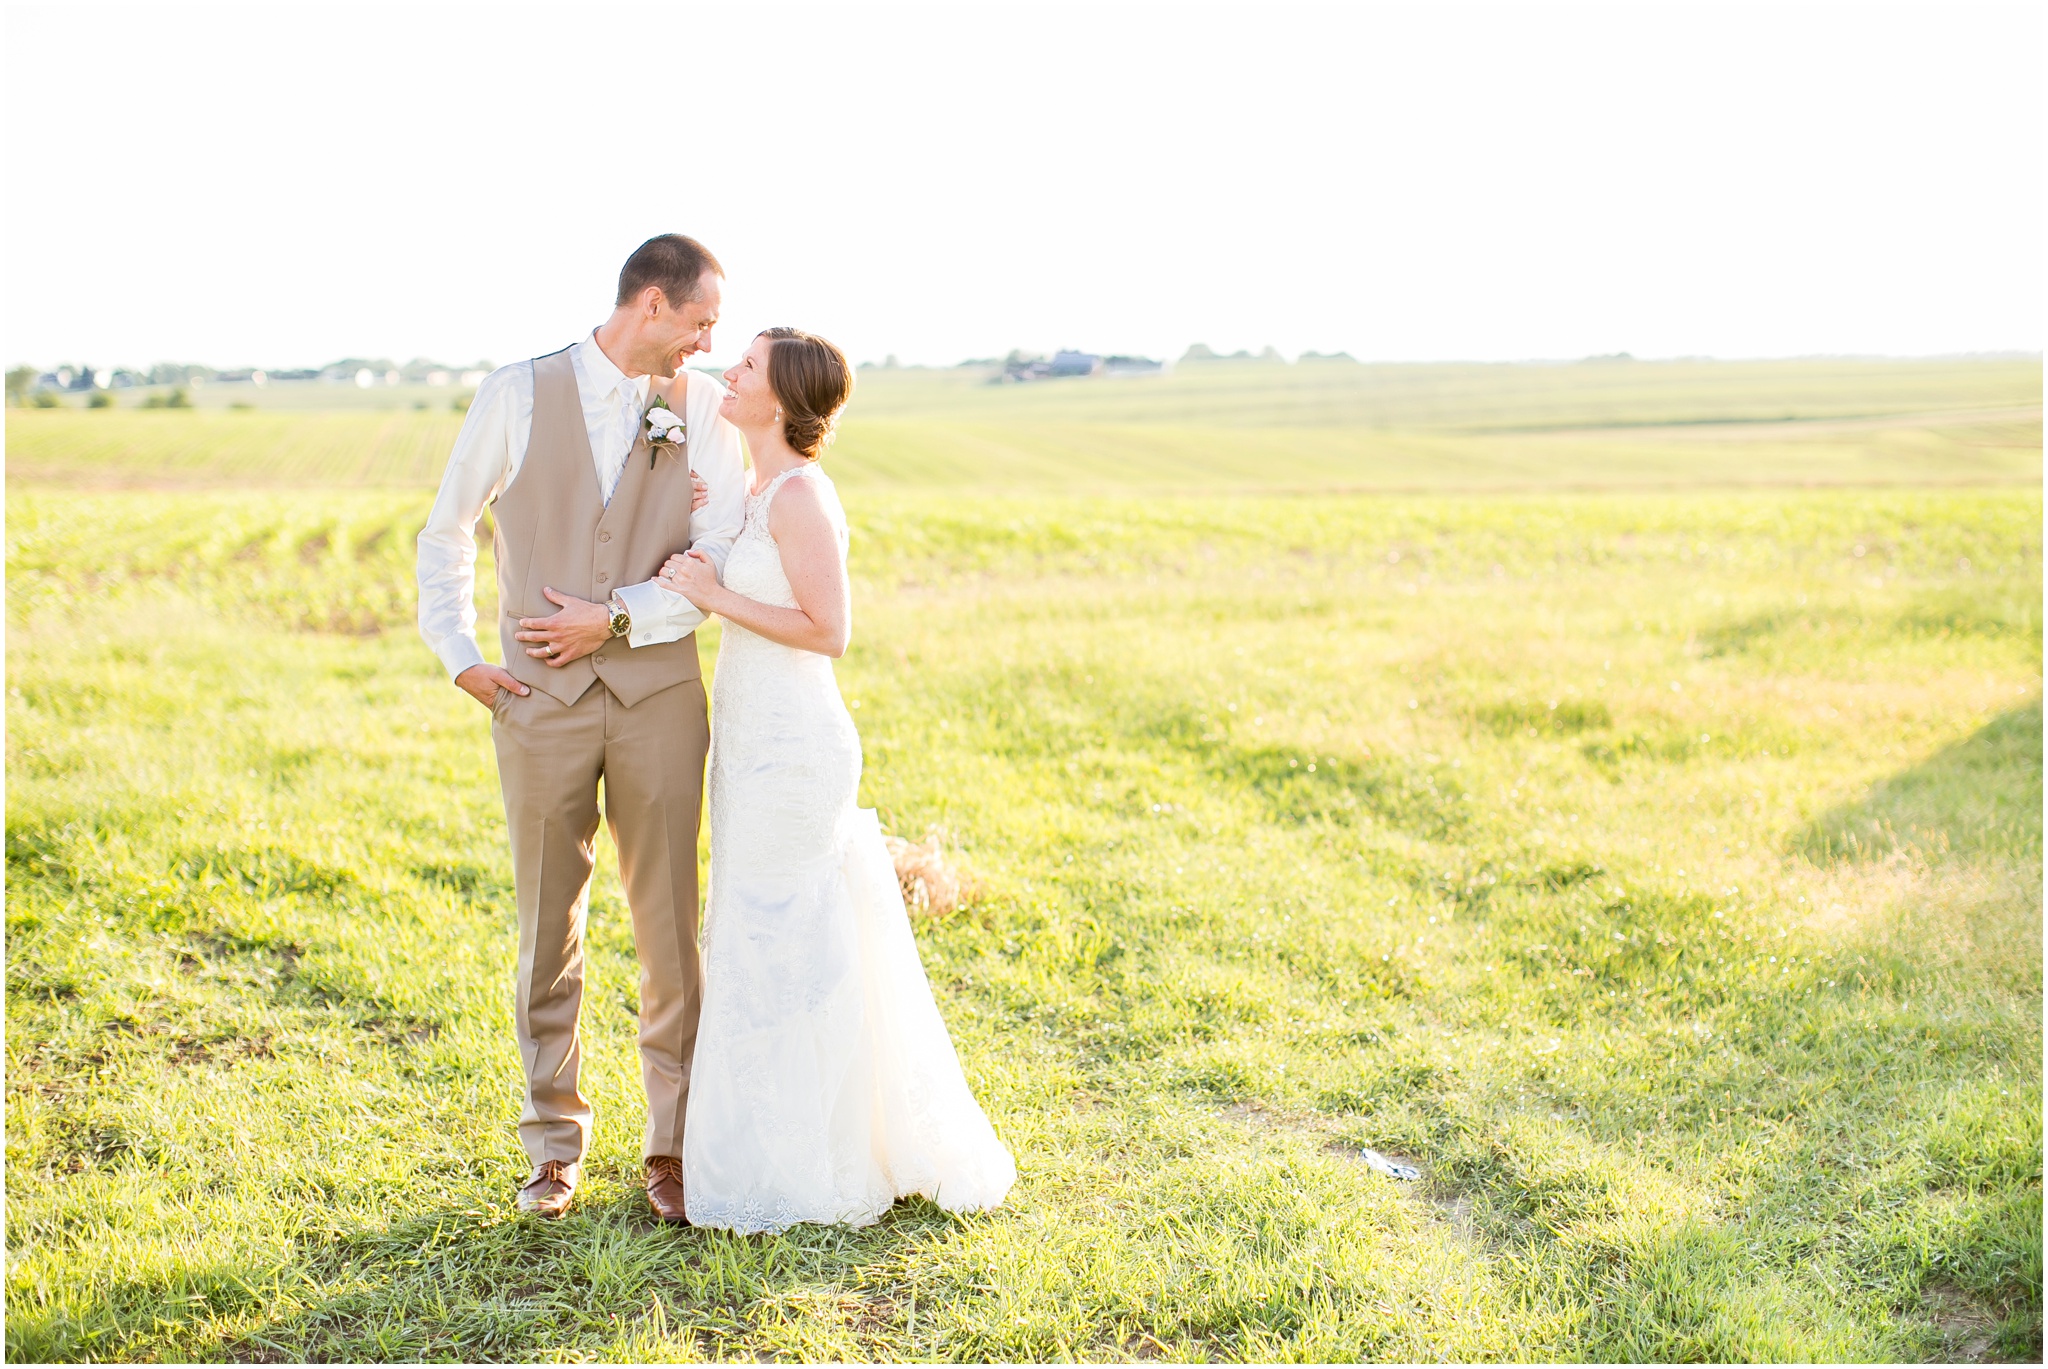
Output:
[617, 234, 724, 309]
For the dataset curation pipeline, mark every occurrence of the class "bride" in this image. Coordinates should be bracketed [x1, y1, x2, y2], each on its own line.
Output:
[657, 327, 1015, 1233]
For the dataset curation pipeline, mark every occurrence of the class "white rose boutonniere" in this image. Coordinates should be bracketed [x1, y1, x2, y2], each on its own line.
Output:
[645, 397, 686, 467]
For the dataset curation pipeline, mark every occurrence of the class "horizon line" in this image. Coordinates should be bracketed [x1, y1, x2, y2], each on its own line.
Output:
[14, 347, 2044, 379]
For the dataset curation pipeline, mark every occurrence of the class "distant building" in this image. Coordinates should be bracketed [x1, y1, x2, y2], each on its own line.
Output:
[1000, 348, 1160, 382]
[1103, 355, 1163, 375]
[1001, 351, 1050, 381]
[31, 364, 154, 392]
[320, 358, 398, 384]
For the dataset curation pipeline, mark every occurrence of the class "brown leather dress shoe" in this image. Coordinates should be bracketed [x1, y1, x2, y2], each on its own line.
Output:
[517, 1159, 580, 1219]
[645, 1155, 689, 1223]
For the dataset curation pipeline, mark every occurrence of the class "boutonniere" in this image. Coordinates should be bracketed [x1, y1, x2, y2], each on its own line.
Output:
[645, 397, 686, 468]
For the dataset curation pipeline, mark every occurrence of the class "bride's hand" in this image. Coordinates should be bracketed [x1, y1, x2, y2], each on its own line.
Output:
[690, 470, 709, 512]
[658, 548, 721, 607]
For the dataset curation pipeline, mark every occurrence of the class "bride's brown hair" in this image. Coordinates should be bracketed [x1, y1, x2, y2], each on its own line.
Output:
[761, 327, 853, 460]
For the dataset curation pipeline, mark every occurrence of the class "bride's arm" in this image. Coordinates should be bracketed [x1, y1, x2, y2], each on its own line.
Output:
[604, 370, 744, 648]
[658, 475, 850, 658]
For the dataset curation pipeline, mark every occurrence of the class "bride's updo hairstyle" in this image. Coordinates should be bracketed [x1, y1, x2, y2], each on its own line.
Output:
[761, 327, 853, 460]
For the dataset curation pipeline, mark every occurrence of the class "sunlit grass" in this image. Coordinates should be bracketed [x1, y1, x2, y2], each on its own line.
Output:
[5, 484, 2040, 1361]
[8, 353, 2038, 493]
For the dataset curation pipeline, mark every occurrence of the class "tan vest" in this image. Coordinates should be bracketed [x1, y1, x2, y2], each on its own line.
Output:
[493, 346, 698, 707]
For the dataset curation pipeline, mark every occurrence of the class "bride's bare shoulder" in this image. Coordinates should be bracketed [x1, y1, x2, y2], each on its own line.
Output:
[770, 467, 827, 512]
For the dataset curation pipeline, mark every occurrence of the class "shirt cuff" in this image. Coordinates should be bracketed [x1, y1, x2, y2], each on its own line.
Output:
[435, 634, 487, 681]
[613, 580, 705, 648]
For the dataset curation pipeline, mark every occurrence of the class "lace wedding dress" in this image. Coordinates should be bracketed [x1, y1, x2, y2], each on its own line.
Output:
[682, 464, 1016, 1233]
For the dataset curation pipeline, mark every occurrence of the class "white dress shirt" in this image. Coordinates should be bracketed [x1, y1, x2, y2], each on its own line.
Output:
[416, 332, 747, 681]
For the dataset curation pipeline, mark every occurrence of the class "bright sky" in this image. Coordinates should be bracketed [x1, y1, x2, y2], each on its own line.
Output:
[4, 2, 2041, 371]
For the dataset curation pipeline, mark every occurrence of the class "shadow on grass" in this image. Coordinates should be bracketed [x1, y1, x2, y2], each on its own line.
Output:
[16, 1180, 962, 1360]
[1793, 700, 2042, 864]
[1702, 589, 2043, 660]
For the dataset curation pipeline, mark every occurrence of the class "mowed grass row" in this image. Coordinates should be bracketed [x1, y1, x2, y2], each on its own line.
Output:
[837, 355, 2043, 429]
[10, 485, 2040, 632]
[6, 484, 2041, 1361]
[5, 410, 470, 487]
[31, 354, 2042, 428]
[6, 409, 2036, 494]
[7, 355, 2039, 492]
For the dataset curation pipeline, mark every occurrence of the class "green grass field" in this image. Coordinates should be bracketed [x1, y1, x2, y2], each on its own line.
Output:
[10, 355, 2040, 492]
[5, 358, 2042, 1361]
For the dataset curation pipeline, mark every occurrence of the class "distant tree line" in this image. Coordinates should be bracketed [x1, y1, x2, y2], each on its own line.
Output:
[7, 357, 497, 406]
[863, 345, 1367, 385]
[1179, 343, 1358, 364]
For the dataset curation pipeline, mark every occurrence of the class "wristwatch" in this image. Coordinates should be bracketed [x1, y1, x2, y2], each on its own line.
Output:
[605, 593, 631, 639]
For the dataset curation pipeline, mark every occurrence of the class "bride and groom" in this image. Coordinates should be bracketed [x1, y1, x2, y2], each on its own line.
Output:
[416, 234, 1015, 1232]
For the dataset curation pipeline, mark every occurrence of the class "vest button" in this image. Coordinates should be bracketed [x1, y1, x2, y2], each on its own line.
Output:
[599, 531, 612, 543]
[594, 653, 608, 665]
[595, 572, 609, 584]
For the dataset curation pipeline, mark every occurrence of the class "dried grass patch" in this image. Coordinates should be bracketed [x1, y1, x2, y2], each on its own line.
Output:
[884, 831, 979, 917]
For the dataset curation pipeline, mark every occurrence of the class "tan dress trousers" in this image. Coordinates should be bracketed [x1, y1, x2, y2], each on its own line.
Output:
[491, 676, 709, 1167]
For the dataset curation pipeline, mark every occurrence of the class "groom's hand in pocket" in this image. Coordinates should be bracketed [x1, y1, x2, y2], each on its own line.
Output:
[514, 586, 611, 667]
[455, 663, 528, 709]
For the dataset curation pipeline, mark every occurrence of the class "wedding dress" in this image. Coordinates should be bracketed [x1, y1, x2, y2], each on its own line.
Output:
[682, 464, 1016, 1233]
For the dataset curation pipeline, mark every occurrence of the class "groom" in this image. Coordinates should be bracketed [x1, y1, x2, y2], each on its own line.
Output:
[416, 234, 746, 1221]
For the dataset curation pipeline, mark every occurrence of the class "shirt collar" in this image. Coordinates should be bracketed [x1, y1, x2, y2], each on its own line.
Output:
[574, 332, 651, 405]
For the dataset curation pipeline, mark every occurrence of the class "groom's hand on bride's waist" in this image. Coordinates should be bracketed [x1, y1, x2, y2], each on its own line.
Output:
[514, 586, 611, 668]
[454, 663, 528, 709]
